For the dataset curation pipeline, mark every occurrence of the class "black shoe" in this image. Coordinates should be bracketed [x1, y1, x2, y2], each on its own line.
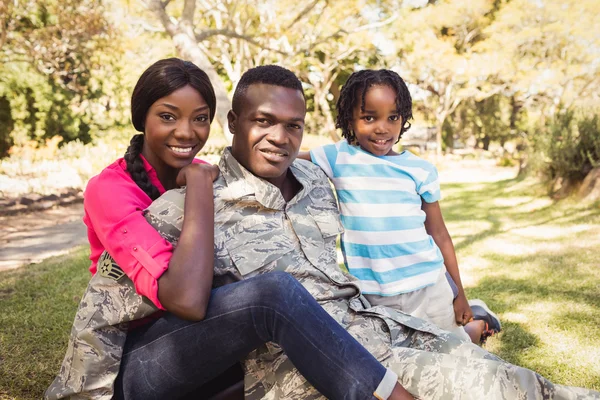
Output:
[469, 299, 502, 343]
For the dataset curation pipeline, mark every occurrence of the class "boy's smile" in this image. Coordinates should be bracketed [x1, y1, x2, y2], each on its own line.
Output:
[351, 85, 403, 156]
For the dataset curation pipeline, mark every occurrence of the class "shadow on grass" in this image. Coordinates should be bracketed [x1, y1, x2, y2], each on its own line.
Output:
[441, 178, 600, 253]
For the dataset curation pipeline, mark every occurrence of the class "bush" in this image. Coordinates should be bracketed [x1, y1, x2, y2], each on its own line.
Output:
[534, 110, 600, 182]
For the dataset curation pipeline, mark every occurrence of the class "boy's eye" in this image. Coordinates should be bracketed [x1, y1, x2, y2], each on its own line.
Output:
[160, 114, 175, 121]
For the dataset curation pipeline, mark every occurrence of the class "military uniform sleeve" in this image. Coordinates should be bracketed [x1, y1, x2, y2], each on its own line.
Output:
[84, 170, 172, 309]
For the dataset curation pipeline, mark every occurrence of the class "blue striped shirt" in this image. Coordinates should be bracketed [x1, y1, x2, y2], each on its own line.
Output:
[310, 140, 444, 296]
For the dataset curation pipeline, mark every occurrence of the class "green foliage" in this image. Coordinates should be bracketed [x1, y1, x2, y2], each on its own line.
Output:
[0, 96, 15, 157]
[0, 0, 128, 154]
[534, 110, 600, 182]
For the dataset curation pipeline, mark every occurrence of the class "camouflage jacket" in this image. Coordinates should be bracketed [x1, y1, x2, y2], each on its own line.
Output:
[46, 148, 599, 399]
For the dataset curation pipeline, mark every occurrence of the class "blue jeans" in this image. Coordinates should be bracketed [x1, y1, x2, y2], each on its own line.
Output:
[113, 271, 389, 400]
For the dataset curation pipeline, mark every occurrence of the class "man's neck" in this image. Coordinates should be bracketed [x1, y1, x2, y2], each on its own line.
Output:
[266, 169, 302, 202]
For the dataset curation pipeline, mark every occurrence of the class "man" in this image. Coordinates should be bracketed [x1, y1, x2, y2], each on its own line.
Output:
[146, 65, 598, 399]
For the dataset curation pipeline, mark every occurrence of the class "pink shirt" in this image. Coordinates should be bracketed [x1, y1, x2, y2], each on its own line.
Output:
[83, 156, 206, 309]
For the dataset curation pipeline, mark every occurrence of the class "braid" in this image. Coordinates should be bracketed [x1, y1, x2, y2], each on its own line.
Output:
[124, 134, 161, 200]
[336, 69, 413, 144]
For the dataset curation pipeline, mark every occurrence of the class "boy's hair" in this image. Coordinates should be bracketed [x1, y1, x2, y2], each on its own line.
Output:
[232, 65, 304, 114]
[336, 69, 413, 144]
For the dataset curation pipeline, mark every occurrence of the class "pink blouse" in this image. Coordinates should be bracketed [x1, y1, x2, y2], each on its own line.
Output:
[83, 155, 206, 309]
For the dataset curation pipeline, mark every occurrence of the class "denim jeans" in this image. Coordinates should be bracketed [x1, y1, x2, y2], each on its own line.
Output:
[113, 271, 389, 400]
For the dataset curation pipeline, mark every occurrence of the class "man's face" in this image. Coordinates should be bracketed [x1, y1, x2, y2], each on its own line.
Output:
[229, 83, 305, 189]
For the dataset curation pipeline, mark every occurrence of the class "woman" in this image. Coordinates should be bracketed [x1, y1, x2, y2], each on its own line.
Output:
[45, 58, 411, 400]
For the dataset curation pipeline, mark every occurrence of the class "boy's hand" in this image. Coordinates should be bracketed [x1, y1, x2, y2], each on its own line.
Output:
[453, 293, 473, 326]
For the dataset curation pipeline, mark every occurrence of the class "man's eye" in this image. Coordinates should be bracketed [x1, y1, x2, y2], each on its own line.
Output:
[256, 118, 271, 125]
[160, 114, 175, 121]
[289, 124, 302, 130]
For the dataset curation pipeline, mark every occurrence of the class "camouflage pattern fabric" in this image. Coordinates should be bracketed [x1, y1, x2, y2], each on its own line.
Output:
[46, 147, 600, 399]
[44, 252, 159, 399]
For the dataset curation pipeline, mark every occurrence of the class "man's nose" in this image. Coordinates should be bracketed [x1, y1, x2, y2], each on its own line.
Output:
[267, 124, 288, 144]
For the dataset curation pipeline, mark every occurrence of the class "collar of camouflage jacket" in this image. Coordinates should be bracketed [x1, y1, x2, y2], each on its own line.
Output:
[218, 147, 317, 210]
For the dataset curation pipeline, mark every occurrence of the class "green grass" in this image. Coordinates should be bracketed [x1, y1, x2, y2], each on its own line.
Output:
[0, 248, 90, 400]
[1, 176, 599, 399]
[442, 177, 600, 390]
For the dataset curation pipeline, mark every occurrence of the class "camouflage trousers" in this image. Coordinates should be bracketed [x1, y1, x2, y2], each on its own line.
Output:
[242, 298, 599, 400]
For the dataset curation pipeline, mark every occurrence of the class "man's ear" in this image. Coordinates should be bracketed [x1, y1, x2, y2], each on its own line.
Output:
[227, 110, 237, 135]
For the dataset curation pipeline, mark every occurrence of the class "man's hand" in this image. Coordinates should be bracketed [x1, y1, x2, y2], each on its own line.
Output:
[176, 163, 220, 187]
[453, 292, 473, 326]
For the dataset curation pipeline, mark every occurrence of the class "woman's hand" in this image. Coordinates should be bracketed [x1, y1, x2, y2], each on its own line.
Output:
[176, 163, 220, 187]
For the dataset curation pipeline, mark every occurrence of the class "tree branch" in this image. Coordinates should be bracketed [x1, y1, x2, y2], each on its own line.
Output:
[148, 0, 179, 37]
[181, 0, 196, 26]
[351, 13, 398, 33]
[194, 29, 289, 55]
[286, 0, 323, 31]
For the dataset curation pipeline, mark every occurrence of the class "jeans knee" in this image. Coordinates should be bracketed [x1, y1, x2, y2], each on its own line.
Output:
[255, 271, 307, 306]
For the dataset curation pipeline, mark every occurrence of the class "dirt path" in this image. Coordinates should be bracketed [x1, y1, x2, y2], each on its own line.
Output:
[0, 203, 87, 271]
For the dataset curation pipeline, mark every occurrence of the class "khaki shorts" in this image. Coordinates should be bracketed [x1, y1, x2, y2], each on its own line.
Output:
[364, 267, 471, 342]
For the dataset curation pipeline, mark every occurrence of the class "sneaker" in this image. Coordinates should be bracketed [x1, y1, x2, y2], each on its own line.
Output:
[469, 299, 502, 343]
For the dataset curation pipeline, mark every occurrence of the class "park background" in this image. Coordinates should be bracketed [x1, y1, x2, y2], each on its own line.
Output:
[0, 0, 599, 398]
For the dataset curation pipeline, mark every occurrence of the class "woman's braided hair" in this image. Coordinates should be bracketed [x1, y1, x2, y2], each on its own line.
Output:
[336, 69, 413, 144]
[125, 58, 216, 200]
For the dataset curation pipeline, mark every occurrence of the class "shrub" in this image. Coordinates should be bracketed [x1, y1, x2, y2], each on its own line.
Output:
[534, 110, 600, 183]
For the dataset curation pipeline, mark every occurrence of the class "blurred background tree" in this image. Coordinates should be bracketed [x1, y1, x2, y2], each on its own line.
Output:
[0, 0, 598, 194]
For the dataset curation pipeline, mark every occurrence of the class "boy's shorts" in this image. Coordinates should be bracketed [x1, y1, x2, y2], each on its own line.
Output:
[363, 267, 470, 342]
[446, 271, 459, 299]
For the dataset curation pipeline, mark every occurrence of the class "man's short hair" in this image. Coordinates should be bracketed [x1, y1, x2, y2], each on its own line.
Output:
[232, 65, 304, 114]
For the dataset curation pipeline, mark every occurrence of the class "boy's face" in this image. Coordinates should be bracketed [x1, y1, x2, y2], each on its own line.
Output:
[351, 84, 403, 157]
[229, 83, 305, 189]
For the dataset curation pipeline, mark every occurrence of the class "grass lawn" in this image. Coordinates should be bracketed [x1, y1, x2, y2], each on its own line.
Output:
[1, 175, 599, 399]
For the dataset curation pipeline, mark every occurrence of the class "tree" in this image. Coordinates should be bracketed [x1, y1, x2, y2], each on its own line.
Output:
[142, 0, 395, 142]
[0, 0, 121, 145]
[476, 0, 600, 122]
[385, 0, 501, 154]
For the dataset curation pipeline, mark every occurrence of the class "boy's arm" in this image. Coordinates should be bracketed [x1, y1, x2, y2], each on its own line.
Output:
[297, 151, 312, 161]
[422, 201, 473, 326]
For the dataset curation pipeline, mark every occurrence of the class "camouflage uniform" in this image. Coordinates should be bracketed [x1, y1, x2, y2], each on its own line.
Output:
[46, 148, 599, 399]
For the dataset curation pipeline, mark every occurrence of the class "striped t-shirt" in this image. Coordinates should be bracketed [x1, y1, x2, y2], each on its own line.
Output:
[310, 140, 444, 296]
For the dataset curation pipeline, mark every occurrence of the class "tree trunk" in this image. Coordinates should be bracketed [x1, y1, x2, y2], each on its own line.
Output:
[482, 135, 491, 151]
[319, 95, 340, 142]
[435, 123, 443, 156]
[167, 32, 233, 143]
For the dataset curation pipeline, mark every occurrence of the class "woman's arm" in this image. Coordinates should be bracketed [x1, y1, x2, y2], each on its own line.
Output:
[422, 201, 473, 326]
[157, 163, 219, 320]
